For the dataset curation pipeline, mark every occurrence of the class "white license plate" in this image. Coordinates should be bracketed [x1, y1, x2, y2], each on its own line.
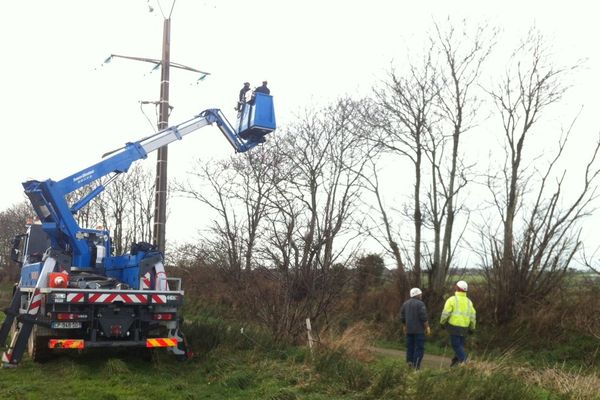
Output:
[51, 321, 82, 329]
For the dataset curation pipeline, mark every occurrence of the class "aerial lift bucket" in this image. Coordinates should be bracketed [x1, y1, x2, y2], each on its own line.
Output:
[237, 93, 276, 143]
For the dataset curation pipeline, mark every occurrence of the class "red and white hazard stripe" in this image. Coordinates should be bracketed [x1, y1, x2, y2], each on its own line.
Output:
[88, 293, 148, 304]
[66, 293, 85, 303]
[141, 272, 152, 290]
[28, 289, 43, 315]
[151, 294, 166, 304]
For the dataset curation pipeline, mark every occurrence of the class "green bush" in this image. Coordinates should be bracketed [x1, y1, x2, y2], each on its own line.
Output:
[183, 318, 226, 355]
[313, 348, 372, 391]
[369, 360, 408, 398]
[183, 311, 285, 360]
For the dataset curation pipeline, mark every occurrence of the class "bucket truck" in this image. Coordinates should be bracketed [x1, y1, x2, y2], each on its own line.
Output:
[0, 93, 276, 366]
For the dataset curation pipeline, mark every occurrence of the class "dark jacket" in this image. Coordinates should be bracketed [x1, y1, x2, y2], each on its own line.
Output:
[255, 84, 270, 95]
[239, 86, 251, 102]
[399, 297, 428, 334]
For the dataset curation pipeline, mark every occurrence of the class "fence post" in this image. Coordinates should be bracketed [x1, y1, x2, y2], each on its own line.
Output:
[306, 318, 314, 353]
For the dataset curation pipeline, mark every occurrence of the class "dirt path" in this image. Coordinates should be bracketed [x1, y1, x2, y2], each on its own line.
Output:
[368, 346, 452, 369]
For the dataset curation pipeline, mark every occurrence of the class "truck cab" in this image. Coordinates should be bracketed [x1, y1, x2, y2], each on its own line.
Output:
[11, 223, 50, 267]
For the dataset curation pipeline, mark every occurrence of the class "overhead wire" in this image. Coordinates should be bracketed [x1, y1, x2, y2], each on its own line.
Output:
[156, 0, 176, 20]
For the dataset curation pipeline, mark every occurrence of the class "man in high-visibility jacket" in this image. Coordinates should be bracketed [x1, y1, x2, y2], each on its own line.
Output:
[440, 280, 476, 366]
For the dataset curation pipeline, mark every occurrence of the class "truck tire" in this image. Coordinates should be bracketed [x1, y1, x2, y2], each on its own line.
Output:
[27, 325, 51, 362]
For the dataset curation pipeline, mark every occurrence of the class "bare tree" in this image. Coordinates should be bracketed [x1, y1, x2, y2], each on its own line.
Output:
[360, 158, 411, 295]
[67, 164, 156, 253]
[128, 164, 156, 245]
[174, 99, 372, 340]
[366, 20, 494, 303]
[425, 21, 495, 300]
[0, 202, 33, 282]
[176, 145, 280, 283]
[368, 48, 439, 290]
[582, 247, 600, 276]
[481, 30, 599, 323]
[177, 160, 243, 280]
[259, 98, 372, 339]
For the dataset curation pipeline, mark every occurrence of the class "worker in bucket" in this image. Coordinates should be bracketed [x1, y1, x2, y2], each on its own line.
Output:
[255, 80, 270, 95]
[440, 280, 476, 366]
[399, 287, 431, 369]
[236, 82, 251, 111]
[249, 80, 270, 105]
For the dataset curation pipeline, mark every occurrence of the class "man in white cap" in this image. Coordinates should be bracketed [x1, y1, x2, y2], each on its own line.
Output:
[440, 280, 476, 366]
[399, 287, 431, 369]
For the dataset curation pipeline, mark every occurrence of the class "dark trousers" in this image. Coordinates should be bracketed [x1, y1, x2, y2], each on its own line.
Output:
[406, 333, 425, 369]
[450, 334, 467, 365]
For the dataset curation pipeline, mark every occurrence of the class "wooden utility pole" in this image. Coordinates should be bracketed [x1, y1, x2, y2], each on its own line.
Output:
[108, 5, 209, 254]
[153, 17, 171, 253]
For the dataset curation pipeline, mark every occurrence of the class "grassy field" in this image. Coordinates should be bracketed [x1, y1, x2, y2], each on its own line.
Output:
[0, 345, 572, 400]
[1, 316, 596, 400]
[1, 286, 599, 399]
[0, 348, 323, 400]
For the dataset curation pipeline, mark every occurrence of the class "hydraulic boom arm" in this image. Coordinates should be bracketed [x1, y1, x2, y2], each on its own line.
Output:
[24, 105, 273, 268]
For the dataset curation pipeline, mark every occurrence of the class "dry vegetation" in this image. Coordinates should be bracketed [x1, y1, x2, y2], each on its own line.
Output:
[471, 357, 600, 400]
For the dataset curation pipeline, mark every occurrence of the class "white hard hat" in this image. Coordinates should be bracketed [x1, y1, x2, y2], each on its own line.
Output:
[456, 280, 468, 291]
[410, 287, 422, 297]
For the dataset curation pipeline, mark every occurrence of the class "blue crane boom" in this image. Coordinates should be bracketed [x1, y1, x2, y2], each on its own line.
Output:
[23, 98, 275, 270]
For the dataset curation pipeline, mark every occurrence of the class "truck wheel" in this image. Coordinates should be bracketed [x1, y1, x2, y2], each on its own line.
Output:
[27, 326, 51, 362]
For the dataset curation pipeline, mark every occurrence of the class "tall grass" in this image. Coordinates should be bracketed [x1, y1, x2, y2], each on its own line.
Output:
[312, 322, 376, 390]
[320, 321, 375, 362]
[413, 367, 554, 400]
[472, 357, 600, 400]
[369, 360, 408, 399]
[313, 348, 372, 391]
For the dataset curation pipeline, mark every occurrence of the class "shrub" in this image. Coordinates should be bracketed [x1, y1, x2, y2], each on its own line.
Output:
[369, 360, 408, 398]
[313, 348, 371, 391]
[183, 318, 226, 355]
[413, 367, 555, 400]
[321, 321, 375, 362]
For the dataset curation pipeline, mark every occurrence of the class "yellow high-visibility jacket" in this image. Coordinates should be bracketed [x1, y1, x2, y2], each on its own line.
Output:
[440, 291, 476, 330]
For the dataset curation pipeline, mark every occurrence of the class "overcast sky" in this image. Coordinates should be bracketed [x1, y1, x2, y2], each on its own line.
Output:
[1, 0, 599, 249]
